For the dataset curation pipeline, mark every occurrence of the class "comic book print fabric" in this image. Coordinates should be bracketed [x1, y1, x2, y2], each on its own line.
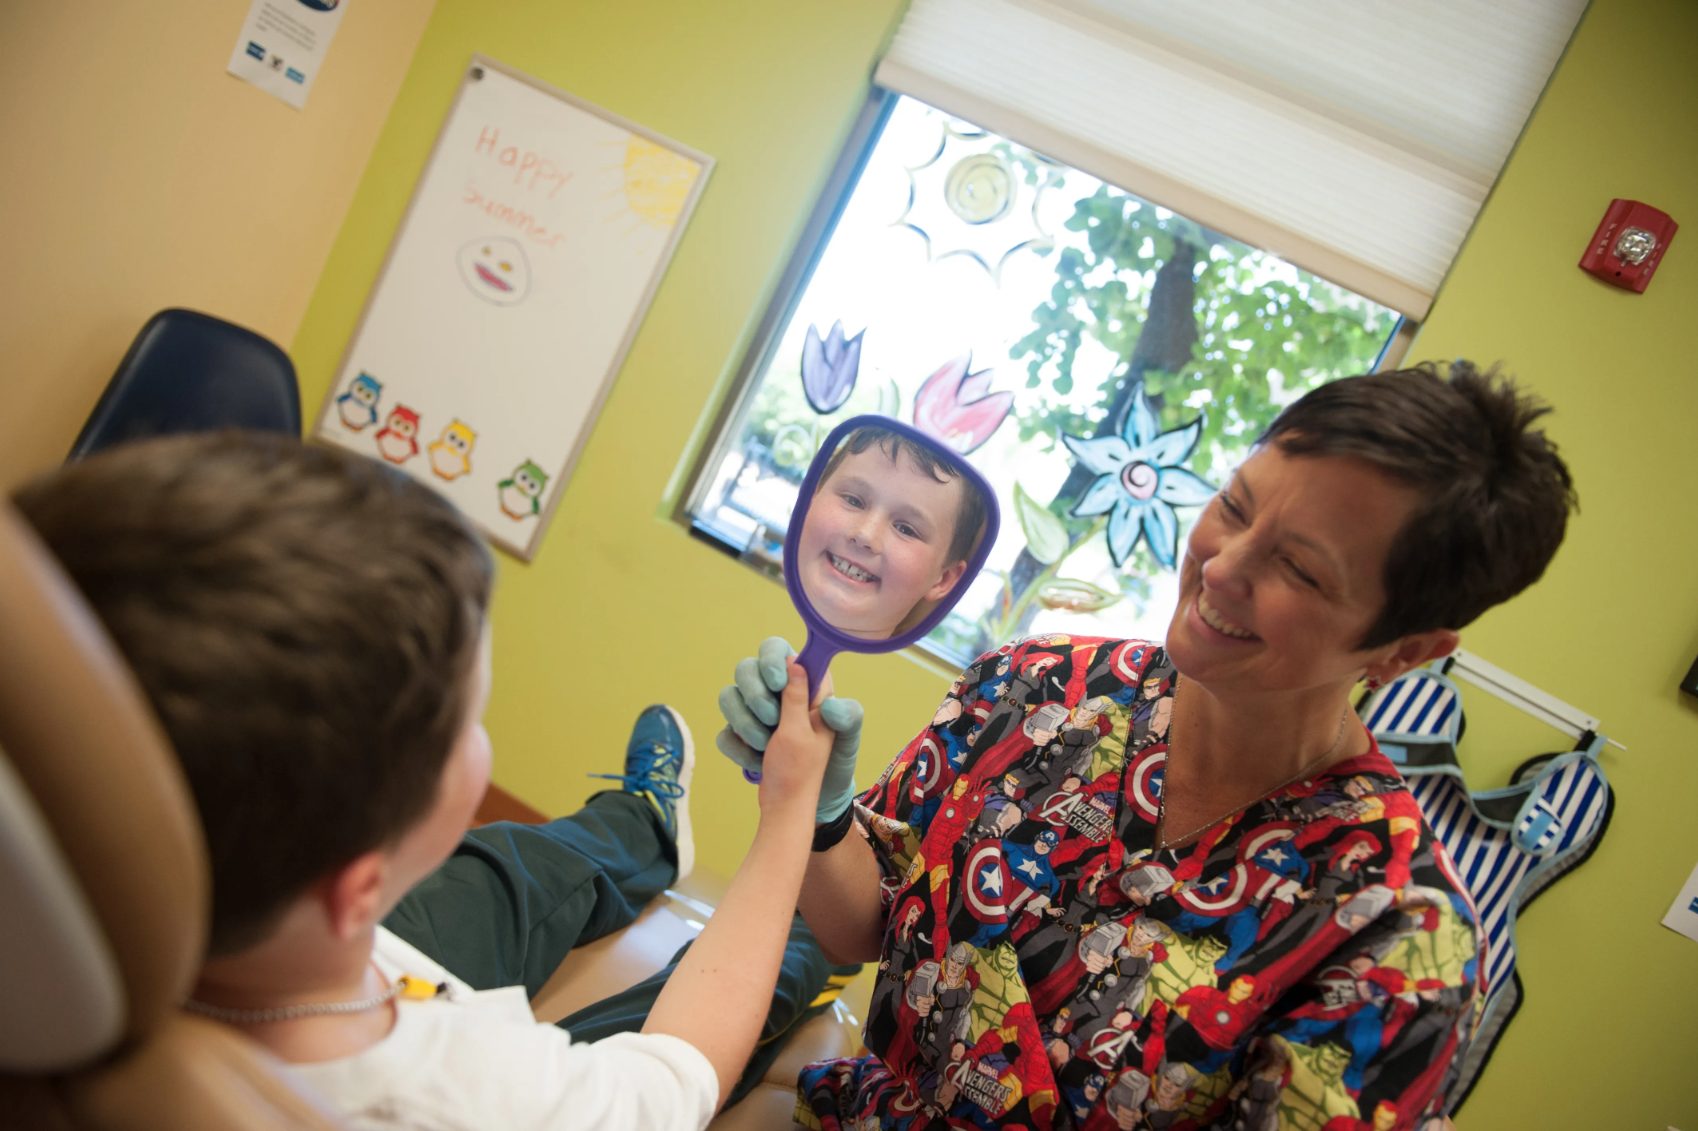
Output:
[798, 637, 1481, 1130]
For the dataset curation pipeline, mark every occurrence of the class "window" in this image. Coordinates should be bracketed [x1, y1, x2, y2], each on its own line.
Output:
[686, 93, 1400, 668]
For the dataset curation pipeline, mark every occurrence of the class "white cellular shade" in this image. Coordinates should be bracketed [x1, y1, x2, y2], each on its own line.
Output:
[875, 0, 1587, 317]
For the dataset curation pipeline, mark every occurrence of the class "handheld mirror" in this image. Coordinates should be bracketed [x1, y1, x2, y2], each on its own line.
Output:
[784, 415, 999, 700]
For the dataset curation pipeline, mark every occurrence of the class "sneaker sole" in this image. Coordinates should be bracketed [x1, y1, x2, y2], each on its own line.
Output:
[658, 705, 695, 881]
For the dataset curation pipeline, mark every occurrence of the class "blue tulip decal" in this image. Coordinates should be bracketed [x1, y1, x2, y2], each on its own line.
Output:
[800, 320, 864, 414]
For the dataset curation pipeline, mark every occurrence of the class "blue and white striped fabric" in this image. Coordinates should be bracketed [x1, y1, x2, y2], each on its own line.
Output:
[1360, 666, 1613, 1110]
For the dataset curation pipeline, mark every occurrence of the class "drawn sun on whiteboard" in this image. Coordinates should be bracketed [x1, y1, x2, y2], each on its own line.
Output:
[457, 236, 532, 306]
[619, 138, 699, 229]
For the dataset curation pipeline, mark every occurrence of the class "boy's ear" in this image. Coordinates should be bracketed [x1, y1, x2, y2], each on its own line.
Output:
[321, 851, 389, 942]
[925, 559, 968, 601]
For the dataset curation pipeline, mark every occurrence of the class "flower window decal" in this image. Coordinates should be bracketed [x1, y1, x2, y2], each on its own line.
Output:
[911, 353, 1013, 455]
[1060, 381, 1215, 570]
[800, 320, 864, 415]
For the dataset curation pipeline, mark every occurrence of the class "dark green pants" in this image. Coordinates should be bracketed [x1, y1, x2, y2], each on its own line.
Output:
[384, 790, 836, 1104]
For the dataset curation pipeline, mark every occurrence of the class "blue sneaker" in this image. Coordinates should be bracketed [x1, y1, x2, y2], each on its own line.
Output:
[591, 705, 694, 880]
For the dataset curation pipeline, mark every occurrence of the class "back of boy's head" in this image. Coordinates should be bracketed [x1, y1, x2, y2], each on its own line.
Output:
[13, 432, 495, 956]
[822, 425, 986, 565]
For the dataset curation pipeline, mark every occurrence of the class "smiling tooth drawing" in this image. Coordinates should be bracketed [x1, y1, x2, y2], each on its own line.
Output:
[457, 237, 531, 306]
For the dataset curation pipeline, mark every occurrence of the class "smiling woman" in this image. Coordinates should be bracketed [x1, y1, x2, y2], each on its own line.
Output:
[726, 360, 1579, 1129]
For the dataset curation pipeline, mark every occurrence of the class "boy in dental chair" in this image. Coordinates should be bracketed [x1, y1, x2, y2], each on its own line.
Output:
[14, 431, 840, 1130]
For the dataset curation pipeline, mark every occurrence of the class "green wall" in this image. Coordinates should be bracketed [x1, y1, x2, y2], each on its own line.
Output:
[289, 0, 953, 883]
[293, 0, 1698, 1124]
[1405, 1, 1698, 1126]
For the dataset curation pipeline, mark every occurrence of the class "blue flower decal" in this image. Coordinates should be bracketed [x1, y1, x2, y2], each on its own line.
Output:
[1061, 382, 1215, 569]
[800, 320, 864, 414]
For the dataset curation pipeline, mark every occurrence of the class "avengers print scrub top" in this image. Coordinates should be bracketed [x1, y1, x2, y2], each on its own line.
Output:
[798, 638, 1480, 1131]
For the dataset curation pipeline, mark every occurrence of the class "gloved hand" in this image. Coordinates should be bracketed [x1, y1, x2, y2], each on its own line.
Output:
[716, 636, 864, 824]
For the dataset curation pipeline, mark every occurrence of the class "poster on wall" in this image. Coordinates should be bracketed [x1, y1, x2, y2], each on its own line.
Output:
[314, 56, 713, 560]
[226, 0, 348, 109]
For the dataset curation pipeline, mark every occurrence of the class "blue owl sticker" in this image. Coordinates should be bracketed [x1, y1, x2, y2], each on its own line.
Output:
[335, 372, 383, 431]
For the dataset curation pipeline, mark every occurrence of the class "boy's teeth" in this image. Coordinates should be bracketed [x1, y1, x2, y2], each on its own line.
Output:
[1199, 595, 1254, 639]
[830, 553, 877, 583]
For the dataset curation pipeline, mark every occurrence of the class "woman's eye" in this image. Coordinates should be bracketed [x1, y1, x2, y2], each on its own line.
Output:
[1284, 558, 1320, 589]
[1218, 493, 1245, 521]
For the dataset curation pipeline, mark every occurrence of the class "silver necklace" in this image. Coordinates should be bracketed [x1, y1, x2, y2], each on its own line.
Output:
[184, 972, 406, 1025]
[1155, 683, 1354, 851]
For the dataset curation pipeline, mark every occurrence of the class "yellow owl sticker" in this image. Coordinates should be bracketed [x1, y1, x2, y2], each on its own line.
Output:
[428, 419, 478, 481]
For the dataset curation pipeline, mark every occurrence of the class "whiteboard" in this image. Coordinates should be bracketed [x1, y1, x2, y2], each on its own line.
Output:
[314, 56, 712, 560]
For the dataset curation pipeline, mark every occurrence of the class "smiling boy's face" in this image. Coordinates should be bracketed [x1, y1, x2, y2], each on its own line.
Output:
[797, 444, 968, 639]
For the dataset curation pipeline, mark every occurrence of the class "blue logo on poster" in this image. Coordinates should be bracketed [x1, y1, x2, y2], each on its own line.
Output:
[286, 68, 305, 84]
[1689, 896, 1698, 914]
[244, 41, 266, 60]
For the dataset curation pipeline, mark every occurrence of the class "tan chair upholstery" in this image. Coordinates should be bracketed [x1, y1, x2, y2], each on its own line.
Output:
[0, 503, 340, 1130]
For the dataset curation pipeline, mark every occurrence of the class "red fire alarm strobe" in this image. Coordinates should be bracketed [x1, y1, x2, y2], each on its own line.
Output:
[1580, 199, 1677, 293]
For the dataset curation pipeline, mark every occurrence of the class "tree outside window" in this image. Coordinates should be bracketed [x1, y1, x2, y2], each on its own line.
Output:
[687, 95, 1400, 667]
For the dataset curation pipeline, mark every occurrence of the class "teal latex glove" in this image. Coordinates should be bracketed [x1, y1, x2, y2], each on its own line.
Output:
[716, 636, 864, 824]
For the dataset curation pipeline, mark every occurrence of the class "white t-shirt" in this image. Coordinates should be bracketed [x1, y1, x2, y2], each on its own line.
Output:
[286, 929, 719, 1131]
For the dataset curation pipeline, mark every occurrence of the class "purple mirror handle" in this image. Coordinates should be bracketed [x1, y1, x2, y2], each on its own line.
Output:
[795, 632, 836, 703]
[743, 632, 838, 783]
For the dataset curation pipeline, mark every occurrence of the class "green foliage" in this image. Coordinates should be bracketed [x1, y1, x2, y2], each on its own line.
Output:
[714, 117, 1398, 663]
[983, 161, 1396, 645]
[1013, 481, 1069, 565]
[1011, 182, 1394, 478]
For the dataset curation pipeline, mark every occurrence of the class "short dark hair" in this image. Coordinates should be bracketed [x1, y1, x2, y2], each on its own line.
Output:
[13, 433, 494, 955]
[819, 425, 987, 565]
[1260, 360, 1576, 648]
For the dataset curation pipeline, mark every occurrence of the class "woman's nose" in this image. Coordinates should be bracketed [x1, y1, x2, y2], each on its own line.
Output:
[1200, 530, 1255, 598]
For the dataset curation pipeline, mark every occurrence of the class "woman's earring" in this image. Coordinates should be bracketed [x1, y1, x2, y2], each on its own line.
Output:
[1364, 674, 1382, 691]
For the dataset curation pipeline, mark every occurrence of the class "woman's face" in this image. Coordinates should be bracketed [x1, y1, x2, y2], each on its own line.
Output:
[1165, 444, 1435, 697]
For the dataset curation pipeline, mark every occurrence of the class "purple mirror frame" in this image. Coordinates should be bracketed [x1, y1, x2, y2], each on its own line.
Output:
[783, 414, 1001, 701]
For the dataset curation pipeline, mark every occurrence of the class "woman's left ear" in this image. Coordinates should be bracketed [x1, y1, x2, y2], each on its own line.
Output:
[1367, 629, 1459, 687]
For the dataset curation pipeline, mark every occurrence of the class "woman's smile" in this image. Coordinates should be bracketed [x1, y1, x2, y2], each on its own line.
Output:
[1195, 592, 1257, 640]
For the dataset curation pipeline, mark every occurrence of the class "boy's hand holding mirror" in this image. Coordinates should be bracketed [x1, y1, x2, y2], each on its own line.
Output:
[716, 637, 864, 823]
[731, 415, 999, 784]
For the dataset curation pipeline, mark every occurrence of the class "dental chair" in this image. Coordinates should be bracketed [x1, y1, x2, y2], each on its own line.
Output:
[0, 503, 339, 1129]
[67, 309, 301, 460]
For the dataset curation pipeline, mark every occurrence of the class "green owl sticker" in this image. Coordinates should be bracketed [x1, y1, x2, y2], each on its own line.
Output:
[498, 460, 549, 519]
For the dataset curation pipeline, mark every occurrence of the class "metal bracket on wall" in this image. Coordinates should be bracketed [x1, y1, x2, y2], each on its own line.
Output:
[1443, 649, 1626, 752]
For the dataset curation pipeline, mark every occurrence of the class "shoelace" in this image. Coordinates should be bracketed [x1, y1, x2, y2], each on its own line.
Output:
[589, 743, 685, 813]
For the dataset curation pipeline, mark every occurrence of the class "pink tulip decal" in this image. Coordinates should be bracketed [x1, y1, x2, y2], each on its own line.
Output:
[911, 353, 1013, 455]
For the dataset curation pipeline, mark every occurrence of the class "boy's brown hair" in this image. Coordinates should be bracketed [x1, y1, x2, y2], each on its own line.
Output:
[13, 432, 494, 955]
